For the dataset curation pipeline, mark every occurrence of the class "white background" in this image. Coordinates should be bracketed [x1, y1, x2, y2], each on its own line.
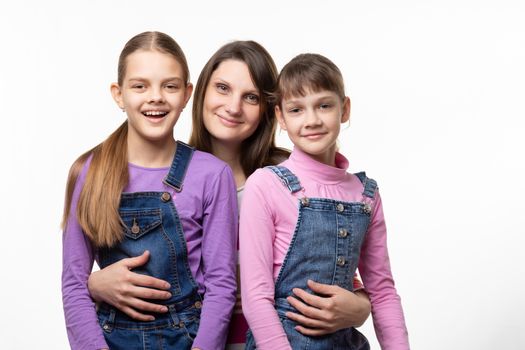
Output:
[0, 0, 524, 349]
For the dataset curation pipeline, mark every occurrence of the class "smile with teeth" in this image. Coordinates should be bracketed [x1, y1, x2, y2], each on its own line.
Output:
[142, 110, 169, 118]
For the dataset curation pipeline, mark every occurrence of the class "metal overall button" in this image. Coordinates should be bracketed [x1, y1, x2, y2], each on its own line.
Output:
[336, 203, 345, 212]
[300, 197, 309, 206]
[131, 218, 140, 234]
[336, 256, 346, 266]
[194, 301, 202, 309]
[161, 192, 171, 202]
[338, 228, 348, 238]
[363, 203, 372, 214]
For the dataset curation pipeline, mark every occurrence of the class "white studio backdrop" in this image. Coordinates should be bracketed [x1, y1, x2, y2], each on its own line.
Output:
[0, 0, 524, 349]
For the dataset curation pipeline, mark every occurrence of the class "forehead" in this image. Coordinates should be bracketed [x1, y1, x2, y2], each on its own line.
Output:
[124, 50, 184, 79]
[211, 59, 257, 90]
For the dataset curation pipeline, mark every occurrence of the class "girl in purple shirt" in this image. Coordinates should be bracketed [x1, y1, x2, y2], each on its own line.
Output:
[61, 32, 237, 350]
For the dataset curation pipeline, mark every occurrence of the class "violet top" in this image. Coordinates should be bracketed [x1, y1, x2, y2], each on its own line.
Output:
[239, 147, 409, 350]
[62, 150, 238, 350]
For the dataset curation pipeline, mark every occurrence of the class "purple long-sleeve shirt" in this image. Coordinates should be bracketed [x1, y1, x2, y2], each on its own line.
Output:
[62, 150, 238, 350]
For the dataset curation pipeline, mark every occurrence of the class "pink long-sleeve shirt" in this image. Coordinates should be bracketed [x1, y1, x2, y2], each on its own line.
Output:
[239, 147, 409, 350]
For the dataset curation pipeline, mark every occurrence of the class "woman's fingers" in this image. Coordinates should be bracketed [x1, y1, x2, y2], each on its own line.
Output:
[119, 304, 156, 322]
[287, 294, 324, 320]
[124, 293, 169, 313]
[289, 287, 328, 311]
[286, 310, 326, 329]
[120, 250, 151, 269]
[294, 325, 332, 337]
[306, 279, 339, 296]
[88, 251, 173, 321]
[128, 272, 171, 291]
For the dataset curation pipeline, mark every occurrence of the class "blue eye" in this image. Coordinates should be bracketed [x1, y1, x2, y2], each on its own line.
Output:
[319, 103, 331, 110]
[132, 84, 146, 90]
[165, 84, 180, 90]
[245, 94, 260, 105]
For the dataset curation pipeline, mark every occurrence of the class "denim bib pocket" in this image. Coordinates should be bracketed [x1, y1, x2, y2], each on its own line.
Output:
[120, 208, 162, 240]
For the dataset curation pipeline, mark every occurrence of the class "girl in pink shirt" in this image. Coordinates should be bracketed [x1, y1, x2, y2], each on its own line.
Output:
[240, 53, 409, 349]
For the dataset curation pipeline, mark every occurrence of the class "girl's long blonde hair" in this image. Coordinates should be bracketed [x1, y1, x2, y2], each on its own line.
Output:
[61, 31, 190, 248]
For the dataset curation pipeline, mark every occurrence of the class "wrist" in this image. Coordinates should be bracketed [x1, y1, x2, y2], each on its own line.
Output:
[87, 271, 102, 302]
[353, 290, 371, 326]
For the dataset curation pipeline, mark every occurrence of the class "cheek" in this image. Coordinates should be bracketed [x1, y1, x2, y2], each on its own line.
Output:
[202, 97, 214, 123]
[282, 118, 299, 132]
[202, 111, 215, 135]
[169, 95, 186, 112]
[246, 106, 262, 128]
[331, 119, 342, 132]
[121, 92, 138, 106]
[202, 105, 222, 138]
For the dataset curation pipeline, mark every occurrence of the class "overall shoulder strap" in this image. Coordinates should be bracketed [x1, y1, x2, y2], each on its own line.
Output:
[354, 171, 378, 199]
[266, 165, 302, 194]
[163, 141, 195, 192]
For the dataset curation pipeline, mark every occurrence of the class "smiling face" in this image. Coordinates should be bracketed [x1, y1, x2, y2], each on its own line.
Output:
[202, 59, 261, 148]
[276, 89, 350, 166]
[111, 50, 192, 147]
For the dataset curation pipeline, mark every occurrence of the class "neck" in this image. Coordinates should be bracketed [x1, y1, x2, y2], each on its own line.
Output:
[127, 133, 177, 168]
[211, 139, 246, 188]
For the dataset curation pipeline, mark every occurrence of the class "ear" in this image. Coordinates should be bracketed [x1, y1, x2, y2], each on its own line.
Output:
[341, 96, 351, 123]
[183, 82, 194, 107]
[275, 105, 287, 131]
[110, 82, 124, 110]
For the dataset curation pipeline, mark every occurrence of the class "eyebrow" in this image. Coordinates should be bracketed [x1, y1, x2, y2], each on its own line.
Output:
[127, 77, 184, 83]
[213, 78, 259, 94]
[284, 99, 301, 106]
[284, 94, 336, 105]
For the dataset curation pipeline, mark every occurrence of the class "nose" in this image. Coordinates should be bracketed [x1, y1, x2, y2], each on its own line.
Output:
[148, 87, 165, 104]
[304, 109, 322, 127]
[225, 94, 242, 116]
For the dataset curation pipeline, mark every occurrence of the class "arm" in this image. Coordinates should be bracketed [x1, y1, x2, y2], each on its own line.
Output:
[285, 278, 371, 336]
[240, 172, 292, 350]
[358, 192, 409, 349]
[62, 165, 109, 350]
[87, 251, 172, 321]
[192, 165, 238, 350]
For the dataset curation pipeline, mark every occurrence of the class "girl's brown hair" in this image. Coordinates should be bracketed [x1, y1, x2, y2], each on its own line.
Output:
[274, 53, 346, 107]
[62, 31, 190, 248]
[189, 41, 289, 177]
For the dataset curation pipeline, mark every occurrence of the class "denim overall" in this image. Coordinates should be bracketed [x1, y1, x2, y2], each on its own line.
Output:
[97, 141, 203, 350]
[246, 166, 377, 350]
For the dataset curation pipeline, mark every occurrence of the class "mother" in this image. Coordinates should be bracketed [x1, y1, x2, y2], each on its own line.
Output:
[88, 40, 371, 349]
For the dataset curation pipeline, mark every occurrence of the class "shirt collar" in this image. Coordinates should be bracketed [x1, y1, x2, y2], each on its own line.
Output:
[288, 147, 349, 184]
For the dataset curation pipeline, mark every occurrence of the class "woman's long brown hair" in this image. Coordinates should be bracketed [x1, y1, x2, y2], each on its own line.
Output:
[189, 41, 289, 177]
[61, 31, 190, 248]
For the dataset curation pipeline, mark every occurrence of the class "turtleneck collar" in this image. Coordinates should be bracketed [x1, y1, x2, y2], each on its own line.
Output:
[288, 147, 349, 184]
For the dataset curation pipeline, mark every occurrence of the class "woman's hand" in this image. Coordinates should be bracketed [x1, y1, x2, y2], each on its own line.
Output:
[285, 279, 371, 336]
[88, 250, 172, 321]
